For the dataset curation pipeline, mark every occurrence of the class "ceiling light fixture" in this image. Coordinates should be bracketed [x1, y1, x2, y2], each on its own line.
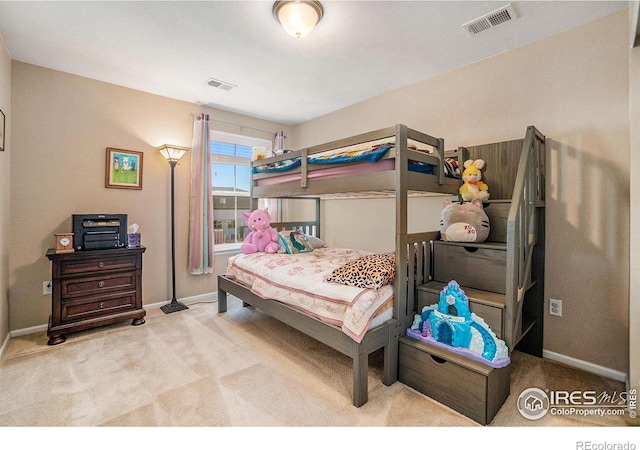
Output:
[273, 1, 323, 39]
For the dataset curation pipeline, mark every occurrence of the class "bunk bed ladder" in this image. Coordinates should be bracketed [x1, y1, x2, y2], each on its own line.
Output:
[505, 126, 546, 352]
[410, 126, 545, 355]
[398, 126, 545, 424]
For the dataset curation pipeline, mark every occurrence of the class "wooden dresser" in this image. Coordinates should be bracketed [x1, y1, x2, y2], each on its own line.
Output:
[46, 246, 146, 345]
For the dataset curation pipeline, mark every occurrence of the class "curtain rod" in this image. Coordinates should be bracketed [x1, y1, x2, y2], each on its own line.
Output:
[191, 114, 281, 137]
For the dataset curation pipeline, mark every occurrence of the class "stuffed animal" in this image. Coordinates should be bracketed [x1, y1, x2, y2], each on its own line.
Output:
[440, 198, 490, 243]
[241, 208, 279, 254]
[459, 159, 490, 201]
[252, 146, 267, 161]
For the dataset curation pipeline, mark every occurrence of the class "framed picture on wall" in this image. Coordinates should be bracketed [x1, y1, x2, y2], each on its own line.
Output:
[105, 148, 143, 189]
[0, 109, 5, 152]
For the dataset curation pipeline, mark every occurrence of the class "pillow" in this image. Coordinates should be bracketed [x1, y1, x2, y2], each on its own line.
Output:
[277, 231, 325, 253]
[305, 234, 326, 249]
[327, 253, 395, 290]
[278, 230, 314, 254]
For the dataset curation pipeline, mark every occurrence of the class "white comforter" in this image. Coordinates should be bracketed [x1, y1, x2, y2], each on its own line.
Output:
[225, 247, 393, 343]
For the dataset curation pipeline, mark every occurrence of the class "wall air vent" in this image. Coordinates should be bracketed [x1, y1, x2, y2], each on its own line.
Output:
[205, 78, 237, 91]
[462, 4, 517, 36]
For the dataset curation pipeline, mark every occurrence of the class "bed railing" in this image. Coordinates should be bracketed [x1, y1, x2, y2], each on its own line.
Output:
[396, 231, 440, 331]
[505, 126, 545, 350]
[272, 221, 319, 237]
[264, 199, 322, 237]
[251, 124, 450, 197]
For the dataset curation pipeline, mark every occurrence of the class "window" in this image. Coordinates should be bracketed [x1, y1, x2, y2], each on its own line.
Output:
[211, 130, 271, 250]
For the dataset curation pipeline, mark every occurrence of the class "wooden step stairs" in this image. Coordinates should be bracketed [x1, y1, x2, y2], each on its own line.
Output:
[410, 127, 546, 355]
[398, 126, 546, 425]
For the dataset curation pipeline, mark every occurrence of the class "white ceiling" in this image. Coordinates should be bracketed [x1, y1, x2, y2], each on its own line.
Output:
[0, 1, 629, 126]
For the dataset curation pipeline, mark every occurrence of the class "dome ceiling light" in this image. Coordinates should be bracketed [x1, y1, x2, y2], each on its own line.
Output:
[273, 1, 324, 39]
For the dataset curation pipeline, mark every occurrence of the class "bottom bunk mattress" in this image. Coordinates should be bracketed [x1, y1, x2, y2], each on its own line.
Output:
[224, 247, 394, 343]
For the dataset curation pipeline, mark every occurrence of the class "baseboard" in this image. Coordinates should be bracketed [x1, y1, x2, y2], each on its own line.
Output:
[543, 349, 627, 383]
[145, 292, 218, 311]
[9, 292, 219, 339]
[10, 324, 48, 338]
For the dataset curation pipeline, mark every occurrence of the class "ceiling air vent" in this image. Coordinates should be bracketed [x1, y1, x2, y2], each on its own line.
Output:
[205, 78, 237, 91]
[462, 4, 517, 36]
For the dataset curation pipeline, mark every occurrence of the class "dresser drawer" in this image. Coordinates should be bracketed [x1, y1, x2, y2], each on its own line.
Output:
[60, 293, 137, 323]
[60, 272, 136, 299]
[58, 254, 139, 277]
[399, 336, 510, 425]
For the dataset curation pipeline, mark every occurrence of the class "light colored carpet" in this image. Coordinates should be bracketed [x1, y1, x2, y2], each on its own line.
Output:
[0, 296, 636, 434]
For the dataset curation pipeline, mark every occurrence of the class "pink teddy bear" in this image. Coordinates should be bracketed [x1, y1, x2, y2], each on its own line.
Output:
[241, 208, 279, 254]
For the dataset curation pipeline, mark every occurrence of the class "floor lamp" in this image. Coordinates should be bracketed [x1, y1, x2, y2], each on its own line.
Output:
[157, 144, 190, 314]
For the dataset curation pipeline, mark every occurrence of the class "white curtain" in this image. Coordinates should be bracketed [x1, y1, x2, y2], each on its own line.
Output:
[188, 113, 214, 274]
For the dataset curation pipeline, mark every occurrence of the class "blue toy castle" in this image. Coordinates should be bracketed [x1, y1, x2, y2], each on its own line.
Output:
[408, 280, 510, 368]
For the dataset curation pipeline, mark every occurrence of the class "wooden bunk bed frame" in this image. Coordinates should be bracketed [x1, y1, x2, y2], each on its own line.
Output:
[217, 124, 460, 407]
[250, 124, 461, 199]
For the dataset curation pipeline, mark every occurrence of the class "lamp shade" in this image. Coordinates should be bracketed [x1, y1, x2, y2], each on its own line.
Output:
[157, 144, 189, 163]
[273, 1, 323, 38]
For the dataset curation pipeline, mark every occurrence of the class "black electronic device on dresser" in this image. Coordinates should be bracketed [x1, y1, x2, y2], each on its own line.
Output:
[72, 214, 127, 251]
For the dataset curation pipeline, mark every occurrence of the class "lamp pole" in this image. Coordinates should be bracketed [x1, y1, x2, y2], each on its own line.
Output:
[159, 147, 189, 314]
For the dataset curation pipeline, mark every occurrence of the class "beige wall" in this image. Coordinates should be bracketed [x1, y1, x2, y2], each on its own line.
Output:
[293, 11, 631, 374]
[9, 62, 290, 331]
[314, 196, 452, 253]
[0, 36, 10, 346]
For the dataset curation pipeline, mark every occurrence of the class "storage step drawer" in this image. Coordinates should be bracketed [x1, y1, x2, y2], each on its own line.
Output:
[433, 241, 506, 294]
[417, 282, 504, 339]
[399, 336, 510, 425]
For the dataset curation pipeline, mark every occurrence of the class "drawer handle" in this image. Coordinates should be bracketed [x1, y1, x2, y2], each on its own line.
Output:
[430, 355, 448, 365]
[98, 262, 105, 268]
[98, 281, 105, 288]
[99, 302, 105, 309]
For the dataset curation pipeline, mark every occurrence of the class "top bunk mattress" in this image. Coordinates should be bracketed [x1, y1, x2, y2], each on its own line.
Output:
[253, 138, 460, 179]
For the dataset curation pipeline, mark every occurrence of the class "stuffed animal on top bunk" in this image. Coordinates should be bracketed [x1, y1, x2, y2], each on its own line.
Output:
[459, 159, 490, 201]
[440, 198, 490, 243]
[252, 146, 268, 161]
[241, 208, 280, 254]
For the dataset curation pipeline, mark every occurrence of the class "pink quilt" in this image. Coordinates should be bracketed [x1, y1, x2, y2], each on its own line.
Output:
[225, 247, 394, 343]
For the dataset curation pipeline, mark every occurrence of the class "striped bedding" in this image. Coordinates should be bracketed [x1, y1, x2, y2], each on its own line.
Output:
[224, 247, 394, 343]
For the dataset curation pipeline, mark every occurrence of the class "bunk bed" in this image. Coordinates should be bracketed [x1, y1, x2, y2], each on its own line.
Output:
[217, 124, 461, 407]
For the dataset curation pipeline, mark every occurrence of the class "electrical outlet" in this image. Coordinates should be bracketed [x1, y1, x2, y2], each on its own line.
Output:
[42, 281, 52, 295]
[549, 298, 562, 317]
